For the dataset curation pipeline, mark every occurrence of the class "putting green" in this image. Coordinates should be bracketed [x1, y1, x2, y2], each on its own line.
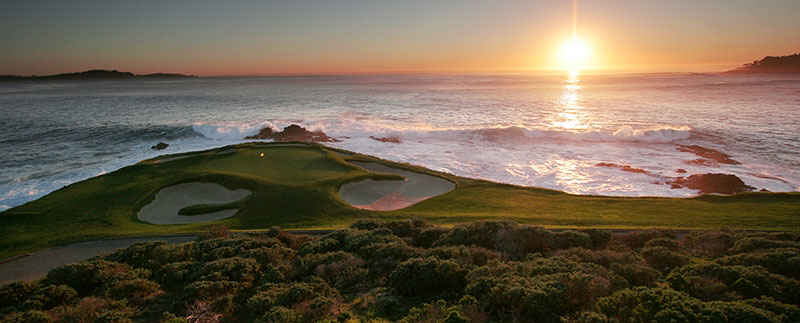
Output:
[202, 145, 351, 183]
[1, 142, 798, 259]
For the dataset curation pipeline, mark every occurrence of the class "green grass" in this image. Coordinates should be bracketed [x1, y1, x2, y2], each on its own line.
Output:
[1, 142, 798, 259]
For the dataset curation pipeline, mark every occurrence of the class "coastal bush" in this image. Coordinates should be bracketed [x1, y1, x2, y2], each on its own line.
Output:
[595, 286, 787, 322]
[728, 237, 800, 254]
[4, 222, 800, 322]
[614, 229, 676, 250]
[641, 246, 690, 272]
[389, 257, 468, 302]
[43, 260, 143, 296]
[715, 248, 800, 279]
[682, 231, 736, 257]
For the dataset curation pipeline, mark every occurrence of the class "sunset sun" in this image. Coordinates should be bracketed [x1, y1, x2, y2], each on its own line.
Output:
[558, 36, 592, 70]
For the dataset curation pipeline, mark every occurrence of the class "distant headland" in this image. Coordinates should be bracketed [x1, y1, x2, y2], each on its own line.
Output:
[725, 53, 800, 74]
[0, 69, 197, 81]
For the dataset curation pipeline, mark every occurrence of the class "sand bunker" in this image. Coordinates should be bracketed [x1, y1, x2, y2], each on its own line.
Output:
[137, 183, 251, 224]
[339, 162, 455, 211]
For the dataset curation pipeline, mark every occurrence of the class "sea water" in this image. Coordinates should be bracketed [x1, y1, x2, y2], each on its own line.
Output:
[1, 73, 798, 210]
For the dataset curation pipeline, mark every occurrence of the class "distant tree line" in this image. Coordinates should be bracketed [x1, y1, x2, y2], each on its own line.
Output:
[1, 220, 799, 322]
[729, 53, 800, 74]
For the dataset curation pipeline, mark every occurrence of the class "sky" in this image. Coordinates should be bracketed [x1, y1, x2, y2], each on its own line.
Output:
[1, 0, 798, 76]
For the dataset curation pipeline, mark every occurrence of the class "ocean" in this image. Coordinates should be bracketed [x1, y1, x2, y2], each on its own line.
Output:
[1, 72, 798, 210]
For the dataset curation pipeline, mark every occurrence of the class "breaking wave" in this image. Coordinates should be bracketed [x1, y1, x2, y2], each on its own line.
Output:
[191, 119, 691, 144]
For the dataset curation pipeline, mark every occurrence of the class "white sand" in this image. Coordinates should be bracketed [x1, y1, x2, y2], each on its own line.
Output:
[137, 183, 251, 224]
[338, 161, 455, 211]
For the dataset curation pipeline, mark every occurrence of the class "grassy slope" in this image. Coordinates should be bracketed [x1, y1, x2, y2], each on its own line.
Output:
[1, 142, 798, 259]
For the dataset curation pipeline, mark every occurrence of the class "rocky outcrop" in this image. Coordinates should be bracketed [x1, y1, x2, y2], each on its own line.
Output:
[370, 136, 401, 143]
[596, 163, 650, 175]
[151, 142, 169, 150]
[669, 173, 754, 195]
[244, 124, 339, 142]
[678, 145, 741, 165]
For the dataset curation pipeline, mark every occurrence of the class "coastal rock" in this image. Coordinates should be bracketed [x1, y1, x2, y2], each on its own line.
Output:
[244, 124, 339, 142]
[669, 173, 754, 195]
[685, 159, 718, 167]
[151, 142, 169, 150]
[370, 136, 401, 143]
[677, 145, 741, 165]
[676, 169, 687, 173]
[244, 127, 273, 140]
[596, 162, 650, 175]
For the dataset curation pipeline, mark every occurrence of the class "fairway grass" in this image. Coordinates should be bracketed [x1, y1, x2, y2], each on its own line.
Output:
[1, 142, 798, 259]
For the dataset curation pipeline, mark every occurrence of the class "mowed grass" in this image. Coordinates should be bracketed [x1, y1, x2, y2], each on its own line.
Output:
[1, 142, 798, 259]
[202, 146, 352, 183]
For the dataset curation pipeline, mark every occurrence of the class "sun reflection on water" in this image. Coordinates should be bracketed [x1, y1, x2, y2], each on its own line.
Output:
[550, 69, 590, 130]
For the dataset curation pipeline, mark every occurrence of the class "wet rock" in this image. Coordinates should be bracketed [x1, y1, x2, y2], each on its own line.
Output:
[244, 127, 273, 139]
[370, 136, 401, 143]
[676, 169, 687, 173]
[596, 162, 651, 175]
[244, 124, 339, 142]
[678, 145, 741, 165]
[685, 159, 718, 167]
[151, 142, 169, 150]
[669, 173, 754, 195]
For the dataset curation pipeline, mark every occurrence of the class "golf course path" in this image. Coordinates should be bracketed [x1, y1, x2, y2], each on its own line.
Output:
[339, 161, 455, 210]
[0, 235, 197, 284]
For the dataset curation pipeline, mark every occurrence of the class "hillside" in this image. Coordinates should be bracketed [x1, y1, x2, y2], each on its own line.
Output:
[0, 69, 197, 81]
[725, 53, 800, 74]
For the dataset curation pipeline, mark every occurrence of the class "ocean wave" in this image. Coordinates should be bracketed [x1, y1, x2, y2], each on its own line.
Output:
[191, 119, 691, 144]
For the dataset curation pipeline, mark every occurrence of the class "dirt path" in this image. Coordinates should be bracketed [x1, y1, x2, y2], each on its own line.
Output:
[0, 235, 197, 284]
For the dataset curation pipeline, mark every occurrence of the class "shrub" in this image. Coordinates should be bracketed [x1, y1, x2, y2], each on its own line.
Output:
[389, 257, 468, 302]
[20, 285, 78, 311]
[44, 260, 141, 296]
[104, 278, 161, 305]
[425, 246, 500, 267]
[610, 263, 661, 287]
[579, 229, 613, 249]
[2, 310, 51, 323]
[194, 257, 259, 283]
[614, 229, 676, 250]
[644, 238, 683, 252]
[0, 281, 36, 311]
[641, 246, 690, 272]
[716, 248, 800, 279]
[555, 248, 643, 268]
[413, 227, 448, 248]
[728, 237, 800, 254]
[682, 231, 736, 257]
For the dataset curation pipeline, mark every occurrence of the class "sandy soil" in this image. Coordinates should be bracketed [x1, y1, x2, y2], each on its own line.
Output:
[338, 161, 455, 211]
[0, 235, 197, 284]
[137, 183, 251, 224]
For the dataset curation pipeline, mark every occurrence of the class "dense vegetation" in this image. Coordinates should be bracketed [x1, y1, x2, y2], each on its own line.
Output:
[727, 53, 800, 73]
[2, 220, 799, 322]
[2, 143, 798, 260]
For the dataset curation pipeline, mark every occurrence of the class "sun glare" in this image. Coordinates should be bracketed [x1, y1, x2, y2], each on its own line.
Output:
[558, 37, 592, 70]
